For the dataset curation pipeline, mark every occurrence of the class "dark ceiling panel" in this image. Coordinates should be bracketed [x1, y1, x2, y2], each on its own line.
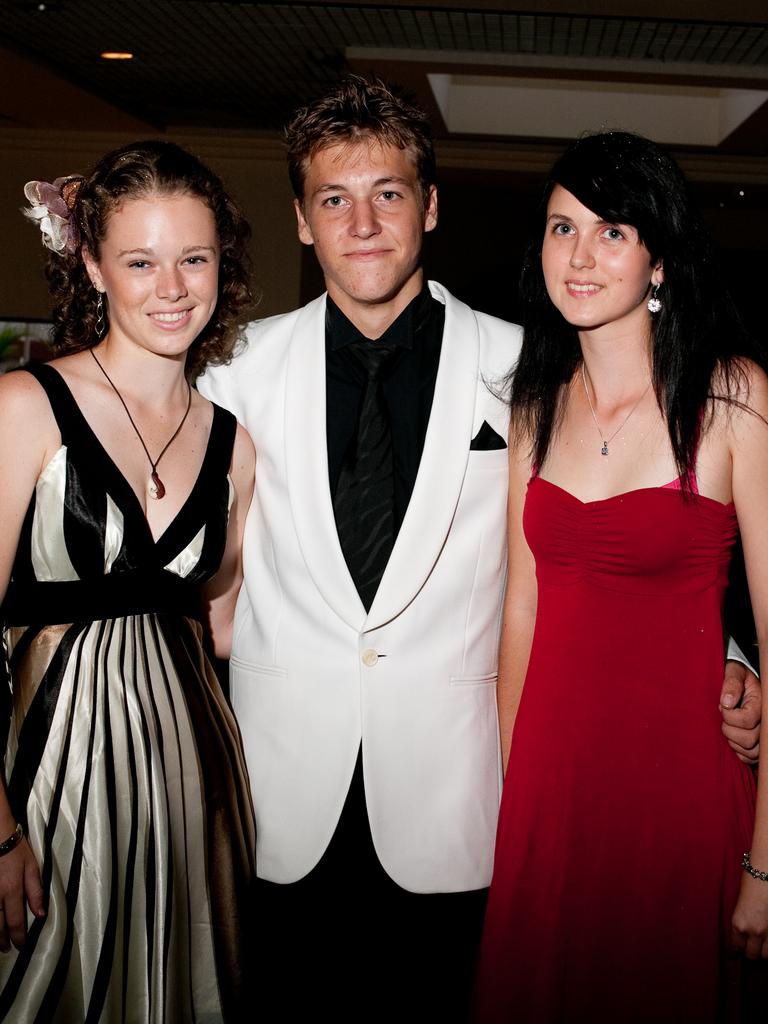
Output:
[2, 2, 767, 137]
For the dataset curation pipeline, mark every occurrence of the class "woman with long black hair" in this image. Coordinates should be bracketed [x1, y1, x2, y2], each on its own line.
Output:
[475, 131, 768, 1021]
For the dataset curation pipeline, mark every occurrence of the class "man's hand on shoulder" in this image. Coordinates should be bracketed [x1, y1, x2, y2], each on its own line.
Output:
[720, 661, 761, 765]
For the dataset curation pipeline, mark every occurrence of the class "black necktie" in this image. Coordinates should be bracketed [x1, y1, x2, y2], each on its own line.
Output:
[333, 342, 397, 611]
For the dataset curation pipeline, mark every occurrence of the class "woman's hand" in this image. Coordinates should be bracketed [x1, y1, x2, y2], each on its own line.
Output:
[0, 837, 45, 951]
[732, 874, 768, 960]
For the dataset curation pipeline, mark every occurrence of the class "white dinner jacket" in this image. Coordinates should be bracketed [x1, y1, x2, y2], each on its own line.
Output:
[199, 282, 522, 892]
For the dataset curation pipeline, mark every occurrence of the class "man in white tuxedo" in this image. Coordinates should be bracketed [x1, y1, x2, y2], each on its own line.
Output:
[199, 77, 759, 1019]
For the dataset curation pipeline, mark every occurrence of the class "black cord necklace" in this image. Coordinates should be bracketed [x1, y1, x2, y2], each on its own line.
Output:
[90, 348, 192, 500]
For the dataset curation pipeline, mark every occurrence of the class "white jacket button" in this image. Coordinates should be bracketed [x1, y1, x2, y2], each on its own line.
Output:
[361, 648, 379, 667]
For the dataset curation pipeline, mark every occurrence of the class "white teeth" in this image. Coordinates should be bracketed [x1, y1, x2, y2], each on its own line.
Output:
[568, 283, 599, 294]
[152, 311, 188, 322]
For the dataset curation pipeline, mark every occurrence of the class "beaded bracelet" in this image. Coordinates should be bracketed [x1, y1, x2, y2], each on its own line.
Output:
[0, 824, 23, 858]
[742, 851, 768, 882]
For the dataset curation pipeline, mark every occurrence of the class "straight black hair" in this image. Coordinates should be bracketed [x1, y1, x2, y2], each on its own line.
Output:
[508, 131, 759, 484]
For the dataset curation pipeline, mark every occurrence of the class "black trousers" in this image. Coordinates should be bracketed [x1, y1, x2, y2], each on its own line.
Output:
[255, 752, 488, 1022]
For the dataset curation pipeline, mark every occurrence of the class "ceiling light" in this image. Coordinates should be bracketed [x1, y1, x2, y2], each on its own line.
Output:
[100, 51, 134, 60]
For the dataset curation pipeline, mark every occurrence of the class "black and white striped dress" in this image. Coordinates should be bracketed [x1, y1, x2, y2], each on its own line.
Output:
[0, 362, 256, 1023]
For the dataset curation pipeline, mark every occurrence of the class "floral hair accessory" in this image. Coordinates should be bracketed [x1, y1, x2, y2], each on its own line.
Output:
[23, 175, 84, 255]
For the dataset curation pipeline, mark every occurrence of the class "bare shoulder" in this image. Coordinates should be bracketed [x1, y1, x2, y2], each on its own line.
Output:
[711, 357, 768, 403]
[738, 358, 768, 408]
[218, 415, 255, 492]
[710, 358, 768, 437]
[712, 364, 768, 464]
[233, 421, 256, 469]
[0, 368, 55, 428]
[0, 368, 61, 486]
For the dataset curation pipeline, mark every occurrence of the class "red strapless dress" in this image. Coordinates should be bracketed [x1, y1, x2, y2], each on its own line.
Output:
[474, 477, 757, 1023]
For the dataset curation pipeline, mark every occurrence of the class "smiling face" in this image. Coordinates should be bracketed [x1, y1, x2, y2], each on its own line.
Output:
[294, 139, 438, 329]
[83, 192, 220, 361]
[541, 185, 663, 337]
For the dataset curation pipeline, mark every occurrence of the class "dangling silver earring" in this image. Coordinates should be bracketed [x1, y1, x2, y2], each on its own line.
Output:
[95, 292, 106, 338]
[647, 283, 662, 314]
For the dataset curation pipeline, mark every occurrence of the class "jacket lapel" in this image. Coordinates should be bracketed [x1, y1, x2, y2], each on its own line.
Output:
[284, 295, 367, 631]
[366, 283, 479, 629]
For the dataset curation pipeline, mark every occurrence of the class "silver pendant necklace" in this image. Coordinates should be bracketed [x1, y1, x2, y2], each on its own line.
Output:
[581, 363, 651, 457]
[90, 349, 192, 499]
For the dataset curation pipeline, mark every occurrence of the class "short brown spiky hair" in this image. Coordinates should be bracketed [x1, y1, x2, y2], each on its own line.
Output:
[284, 75, 436, 207]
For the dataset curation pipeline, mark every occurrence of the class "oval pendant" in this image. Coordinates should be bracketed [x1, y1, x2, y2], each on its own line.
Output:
[149, 470, 166, 500]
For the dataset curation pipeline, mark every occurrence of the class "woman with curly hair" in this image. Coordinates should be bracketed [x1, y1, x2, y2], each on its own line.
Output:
[0, 140, 257, 1021]
[474, 132, 768, 1021]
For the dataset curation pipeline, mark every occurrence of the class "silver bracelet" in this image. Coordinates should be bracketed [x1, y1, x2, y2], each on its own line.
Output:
[0, 823, 23, 858]
[742, 851, 768, 882]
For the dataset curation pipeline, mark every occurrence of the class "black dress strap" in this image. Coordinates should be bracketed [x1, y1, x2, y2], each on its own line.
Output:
[20, 361, 87, 448]
[199, 403, 237, 486]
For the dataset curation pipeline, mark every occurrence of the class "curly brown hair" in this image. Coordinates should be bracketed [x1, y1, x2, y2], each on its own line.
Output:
[39, 140, 254, 379]
[284, 75, 436, 209]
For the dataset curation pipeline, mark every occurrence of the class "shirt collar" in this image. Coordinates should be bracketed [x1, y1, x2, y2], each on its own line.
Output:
[326, 288, 435, 352]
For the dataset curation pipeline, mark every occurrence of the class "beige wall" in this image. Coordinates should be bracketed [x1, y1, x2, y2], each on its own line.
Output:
[0, 129, 302, 323]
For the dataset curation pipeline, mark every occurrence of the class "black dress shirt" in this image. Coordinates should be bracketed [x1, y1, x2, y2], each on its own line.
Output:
[325, 288, 445, 537]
